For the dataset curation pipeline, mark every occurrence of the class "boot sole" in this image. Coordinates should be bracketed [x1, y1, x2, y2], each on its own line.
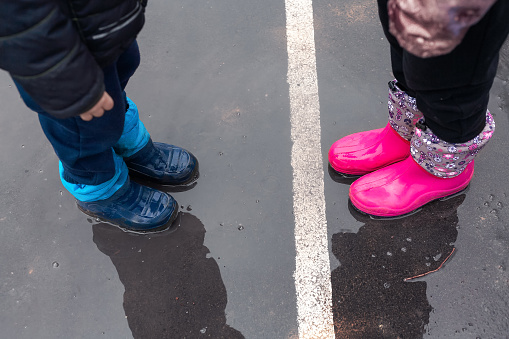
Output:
[327, 164, 361, 185]
[328, 156, 408, 181]
[77, 199, 180, 234]
[348, 186, 469, 220]
[328, 164, 364, 179]
[128, 159, 200, 187]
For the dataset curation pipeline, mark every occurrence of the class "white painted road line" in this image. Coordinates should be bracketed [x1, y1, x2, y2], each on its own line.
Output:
[285, 0, 335, 338]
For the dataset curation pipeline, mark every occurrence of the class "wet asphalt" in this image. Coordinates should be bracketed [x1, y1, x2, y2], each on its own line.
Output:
[1, 1, 508, 338]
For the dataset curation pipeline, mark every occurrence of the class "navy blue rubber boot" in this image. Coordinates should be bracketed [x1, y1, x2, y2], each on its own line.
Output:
[124, 139, 199, 186]
[76, 178, 179, 233]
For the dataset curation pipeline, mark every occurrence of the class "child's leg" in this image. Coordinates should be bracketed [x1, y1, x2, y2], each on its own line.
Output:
[15, 42, 178, 231]
[111, 42, 199, 186]
[114, 96, 150, 158]
[26, 41, 142, 198]
[110, 41, 152, 157]
[16, 67, 127, 193]
[346, 0, 509, 217]
[378, 0, 509, 143]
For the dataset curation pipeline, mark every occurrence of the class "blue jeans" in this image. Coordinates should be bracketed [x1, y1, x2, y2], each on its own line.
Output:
[16, 41, 149, 201]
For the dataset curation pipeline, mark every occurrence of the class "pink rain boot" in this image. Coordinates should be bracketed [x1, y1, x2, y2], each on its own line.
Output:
[328, 80, 423, 177]
[349, 112, 495, 218]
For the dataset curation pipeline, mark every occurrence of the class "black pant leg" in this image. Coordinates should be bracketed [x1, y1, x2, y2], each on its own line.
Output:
[377, 0, 509, 142]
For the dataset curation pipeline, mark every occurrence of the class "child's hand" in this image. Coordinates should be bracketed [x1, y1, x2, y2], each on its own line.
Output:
[79, 92, 114, 121]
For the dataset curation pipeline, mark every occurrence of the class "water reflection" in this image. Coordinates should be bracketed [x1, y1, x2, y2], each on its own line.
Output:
[331, 195, 465, 338]
[92, 212, 244, 338]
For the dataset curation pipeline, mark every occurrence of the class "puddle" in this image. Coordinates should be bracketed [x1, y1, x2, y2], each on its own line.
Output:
[330, 195, 465, 338]
[92, 212, 244, 338]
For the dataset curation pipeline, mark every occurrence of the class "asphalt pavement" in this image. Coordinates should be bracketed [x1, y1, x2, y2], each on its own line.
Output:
[1, 1, 508, 338]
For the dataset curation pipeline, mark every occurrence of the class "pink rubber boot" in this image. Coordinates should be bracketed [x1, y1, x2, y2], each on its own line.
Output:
[329, 80, 422, 177]
[349, 112, 495, 218]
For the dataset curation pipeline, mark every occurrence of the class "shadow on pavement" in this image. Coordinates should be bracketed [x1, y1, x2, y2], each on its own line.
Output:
[331, 194, 465, 338]
[92, 212, 244, 339]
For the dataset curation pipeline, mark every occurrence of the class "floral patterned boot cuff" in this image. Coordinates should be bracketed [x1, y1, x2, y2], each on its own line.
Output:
[387, 80, 423, 141]
[410, 111, 495, 178]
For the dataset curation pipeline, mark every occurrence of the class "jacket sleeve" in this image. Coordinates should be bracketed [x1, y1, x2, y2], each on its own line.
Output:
[0, 0, 104, 118]
[388, 0, 497, 58]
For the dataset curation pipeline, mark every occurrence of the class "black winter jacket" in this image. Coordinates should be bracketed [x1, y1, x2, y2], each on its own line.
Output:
[0, 0, 147, 118]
